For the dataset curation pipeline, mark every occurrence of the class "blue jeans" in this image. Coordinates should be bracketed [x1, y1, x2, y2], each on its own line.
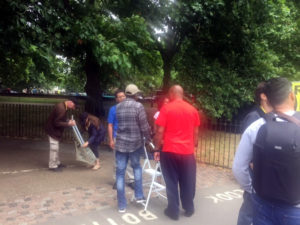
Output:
[90, 144, 99, 158]
[252, 194, 300, 225]
[116, 147, 144, 209]
[237, 191, 253, 225]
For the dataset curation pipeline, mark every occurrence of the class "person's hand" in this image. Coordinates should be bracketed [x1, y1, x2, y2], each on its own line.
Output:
[148, 141, 155, 151]
[68, 119, 76, 126]
[154, 152, 160, 161]
[109, 140, 115, 150]
[82, 141, 89, 148]
[250, 162, 253, 170]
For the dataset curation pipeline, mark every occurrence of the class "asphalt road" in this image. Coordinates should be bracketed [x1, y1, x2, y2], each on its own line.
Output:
[0, 138, 242, 225]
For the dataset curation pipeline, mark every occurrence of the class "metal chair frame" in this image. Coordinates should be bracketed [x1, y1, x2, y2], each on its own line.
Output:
[140, 145, 166, 211]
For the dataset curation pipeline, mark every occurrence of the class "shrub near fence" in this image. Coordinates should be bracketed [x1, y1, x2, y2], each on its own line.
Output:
[0, 101, 242, 169]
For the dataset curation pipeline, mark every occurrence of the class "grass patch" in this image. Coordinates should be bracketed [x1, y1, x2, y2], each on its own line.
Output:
[0, 96, 68, 104]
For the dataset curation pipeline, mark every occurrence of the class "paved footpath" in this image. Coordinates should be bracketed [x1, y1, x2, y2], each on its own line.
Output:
[0, 138, 243, 225]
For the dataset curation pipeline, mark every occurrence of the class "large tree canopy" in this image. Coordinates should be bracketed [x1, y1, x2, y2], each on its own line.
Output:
[0, 0, 161, 116]
[174, 0, 300, 118]
[100, 0, 300, 118]
[0, 1, 160, 87]
[0, 0, 299, 119]
[108, 0, 200, 91]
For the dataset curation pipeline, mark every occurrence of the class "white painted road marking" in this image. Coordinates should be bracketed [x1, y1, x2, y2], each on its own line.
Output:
[205, 189, 243, 204]
[82, 210, 158, 225]
[107, 218, 118, 225]
[0, 165, 77, 175]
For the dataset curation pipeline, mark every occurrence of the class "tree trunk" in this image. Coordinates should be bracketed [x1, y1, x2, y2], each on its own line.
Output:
[161, 51, 173, 93]
[84, 52, 105, 118]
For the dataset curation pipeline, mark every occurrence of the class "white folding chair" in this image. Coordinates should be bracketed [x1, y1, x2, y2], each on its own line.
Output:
[141, 145, 166, 211]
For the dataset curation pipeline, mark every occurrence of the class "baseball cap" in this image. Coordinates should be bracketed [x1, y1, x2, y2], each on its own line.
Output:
[125, 84, 141, 96]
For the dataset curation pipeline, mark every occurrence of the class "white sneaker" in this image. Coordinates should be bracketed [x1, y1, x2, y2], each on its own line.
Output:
[136, 198, 146, 204]
[118, 208, 126, 213]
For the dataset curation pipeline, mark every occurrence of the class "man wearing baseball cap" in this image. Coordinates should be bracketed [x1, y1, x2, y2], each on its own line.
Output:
[114, 84, 151, 212]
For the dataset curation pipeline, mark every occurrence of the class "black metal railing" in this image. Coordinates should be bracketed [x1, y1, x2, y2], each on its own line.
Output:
[0, 101, 242, 168]
[196, 119, 241, 168]
[0, 102, 85, 141]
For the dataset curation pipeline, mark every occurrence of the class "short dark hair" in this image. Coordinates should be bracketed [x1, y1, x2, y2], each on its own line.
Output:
[264, 77, 292, 106]
[254, 82, 266, 104]
[114, 89, 124, 98]
[156, 95, 168, 110]
[79, 112, 88, 128]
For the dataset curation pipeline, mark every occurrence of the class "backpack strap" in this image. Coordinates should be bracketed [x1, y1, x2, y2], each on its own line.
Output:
[275, 111, 300, 128]
[294, 111, 300, 120]
[261, 111, 275, 122]
[257, 106, 266, 118]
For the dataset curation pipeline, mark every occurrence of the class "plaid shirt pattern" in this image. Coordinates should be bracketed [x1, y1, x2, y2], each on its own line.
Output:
[115, 98, 151, 153]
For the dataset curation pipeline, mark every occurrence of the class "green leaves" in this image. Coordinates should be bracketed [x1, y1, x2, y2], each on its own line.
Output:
[0, 0, 299, 119]
[175, 0, 300, 119]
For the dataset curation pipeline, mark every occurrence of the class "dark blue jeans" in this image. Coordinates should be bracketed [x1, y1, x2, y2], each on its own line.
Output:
[160, 152, 196, 217]
[237, 191, 253, 225]
[116, 147, 144, 210]
[252, 194, 300, 225]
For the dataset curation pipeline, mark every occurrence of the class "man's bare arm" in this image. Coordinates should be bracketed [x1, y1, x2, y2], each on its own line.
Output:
[153, 125, 165, 161]
[108, 123, 114, 149]
[154, 125, 164, 150]
[194, 126, 199, 147]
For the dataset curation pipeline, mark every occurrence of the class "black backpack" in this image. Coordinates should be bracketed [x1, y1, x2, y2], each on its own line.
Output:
[253, 112, 300, 205]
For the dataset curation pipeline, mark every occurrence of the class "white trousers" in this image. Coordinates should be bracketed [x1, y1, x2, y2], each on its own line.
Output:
[48, 136, 60, 168]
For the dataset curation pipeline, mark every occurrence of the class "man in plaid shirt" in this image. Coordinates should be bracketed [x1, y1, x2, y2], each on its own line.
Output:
[115, 84, 151, 213]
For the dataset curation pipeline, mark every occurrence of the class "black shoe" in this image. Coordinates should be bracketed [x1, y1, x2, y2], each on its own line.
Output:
[49, 167, 62, 172]
[58, 164, 66, 168]
[164, 208, 179, 220]
[184, 209, 194, 217]
[127, 182, 135, 190]
[112, 182, 117, 190]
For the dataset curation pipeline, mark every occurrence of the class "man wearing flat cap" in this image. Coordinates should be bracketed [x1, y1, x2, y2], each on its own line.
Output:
[114, 84, 151, 212]
[45, 98, 77, 172]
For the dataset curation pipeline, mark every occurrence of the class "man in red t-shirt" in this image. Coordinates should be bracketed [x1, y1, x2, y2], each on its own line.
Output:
[154, 85, 200, 220]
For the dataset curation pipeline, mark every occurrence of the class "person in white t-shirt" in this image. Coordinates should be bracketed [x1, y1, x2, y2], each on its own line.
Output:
[153, 96, 169, 133]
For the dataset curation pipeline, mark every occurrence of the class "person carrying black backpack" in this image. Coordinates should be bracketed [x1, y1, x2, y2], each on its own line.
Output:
[237, 82, 273, 225]
[233, 77, 300, 225]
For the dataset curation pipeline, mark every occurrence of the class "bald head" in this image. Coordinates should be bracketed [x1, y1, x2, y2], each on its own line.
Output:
[169, 85, 184, 101]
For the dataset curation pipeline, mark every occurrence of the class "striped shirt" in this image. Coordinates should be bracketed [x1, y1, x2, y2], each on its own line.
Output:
[115, 98, 151, 152]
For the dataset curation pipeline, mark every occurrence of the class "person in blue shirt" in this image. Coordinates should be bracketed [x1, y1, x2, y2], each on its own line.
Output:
[108, 89, 134, 189]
